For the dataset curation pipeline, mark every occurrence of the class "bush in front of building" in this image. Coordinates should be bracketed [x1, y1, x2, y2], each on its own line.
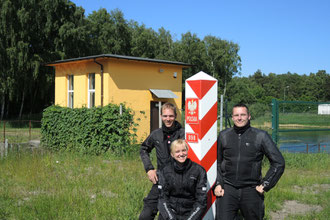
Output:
[41, 104, 138, 155]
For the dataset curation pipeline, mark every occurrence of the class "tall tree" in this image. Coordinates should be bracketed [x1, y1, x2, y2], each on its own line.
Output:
[0, 0, 88, 118]
[129, 21, 158, 58]
[203, 35, 241, 96]
[86, 8, 131, 55]
[173, 32, 208, 81]
[154, 27, 174, 60]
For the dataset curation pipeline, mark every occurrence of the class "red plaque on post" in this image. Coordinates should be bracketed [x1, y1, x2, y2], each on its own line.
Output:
[186, 133, 198, 143]
[185, 98, 199, 124]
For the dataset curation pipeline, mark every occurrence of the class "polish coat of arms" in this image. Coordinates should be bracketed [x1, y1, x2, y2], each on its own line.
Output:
[188, 100, 197, 115]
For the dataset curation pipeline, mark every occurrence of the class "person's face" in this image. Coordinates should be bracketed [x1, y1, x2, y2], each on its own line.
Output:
[232, 107, 251, 127]
[161, 108, 176, 128]
[171, 144, 188, 163]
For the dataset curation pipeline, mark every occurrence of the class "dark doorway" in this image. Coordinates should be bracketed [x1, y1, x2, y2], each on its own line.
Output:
[150, 101, 163, 132]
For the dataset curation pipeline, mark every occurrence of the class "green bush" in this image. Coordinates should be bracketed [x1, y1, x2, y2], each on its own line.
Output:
[41, 104, 138, 155]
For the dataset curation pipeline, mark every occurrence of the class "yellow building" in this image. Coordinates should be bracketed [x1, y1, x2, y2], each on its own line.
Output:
[47, 54, 191, 141]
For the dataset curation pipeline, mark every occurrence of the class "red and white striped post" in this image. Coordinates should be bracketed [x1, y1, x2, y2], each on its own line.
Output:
[185, 71, 217, 219]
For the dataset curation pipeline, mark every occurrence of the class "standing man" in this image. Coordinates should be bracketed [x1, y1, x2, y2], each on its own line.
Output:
[214, 103, 285, 220]
[139, 102, 185, 220]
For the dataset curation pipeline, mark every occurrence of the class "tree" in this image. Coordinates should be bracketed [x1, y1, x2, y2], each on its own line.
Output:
[154, 27, 174, 60]
[86, 8, 131, 55]
[0, 0, 88, 118]
[203, 35, 241, 96]
[129, 21, 158, 58]
[172, 32, 208, 81]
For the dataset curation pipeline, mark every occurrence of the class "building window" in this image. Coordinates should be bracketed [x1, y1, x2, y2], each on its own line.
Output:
[88, 73, 95, 108]
[68, 75, 74, 108]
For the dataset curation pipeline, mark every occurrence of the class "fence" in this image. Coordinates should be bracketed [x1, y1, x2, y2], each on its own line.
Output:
[1, 120, 41, 144]
[279, 142, 330, 154]
[1, 120, 41, 158]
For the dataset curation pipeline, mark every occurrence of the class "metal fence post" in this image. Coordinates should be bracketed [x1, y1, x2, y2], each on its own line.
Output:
[272, 99, 279, 143]
[5, 139, 8, 157]
[29, 120, 32, 140]
[220, 95, 223, 131]
[3, 121, 5, 144]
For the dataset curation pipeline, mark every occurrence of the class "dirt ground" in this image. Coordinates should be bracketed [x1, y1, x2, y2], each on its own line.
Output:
[269, 184, 330, 219]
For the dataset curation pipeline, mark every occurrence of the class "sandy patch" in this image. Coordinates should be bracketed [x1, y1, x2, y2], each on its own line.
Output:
[270, 200, 323, 219]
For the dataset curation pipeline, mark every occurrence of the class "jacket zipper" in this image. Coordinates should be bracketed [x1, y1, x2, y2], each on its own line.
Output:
[236, 133, 241, 181]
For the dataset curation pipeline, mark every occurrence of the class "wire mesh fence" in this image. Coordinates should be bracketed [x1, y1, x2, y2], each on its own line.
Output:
[0, 120, 41, 144]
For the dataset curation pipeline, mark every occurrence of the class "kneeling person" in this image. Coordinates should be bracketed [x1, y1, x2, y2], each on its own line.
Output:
[158, 139, 208, 220]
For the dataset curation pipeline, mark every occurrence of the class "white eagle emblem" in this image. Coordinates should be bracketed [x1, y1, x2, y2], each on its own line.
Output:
[188, 100, 197, 115]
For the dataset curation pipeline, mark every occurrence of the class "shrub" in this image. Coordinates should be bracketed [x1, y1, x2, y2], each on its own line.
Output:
[41, 104, 137, 155]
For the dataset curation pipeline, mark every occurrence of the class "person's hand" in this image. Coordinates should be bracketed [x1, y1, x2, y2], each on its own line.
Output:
[214, 185, 224, 197]
[256, 184, 264, 194]
[147, 169, 158, 184]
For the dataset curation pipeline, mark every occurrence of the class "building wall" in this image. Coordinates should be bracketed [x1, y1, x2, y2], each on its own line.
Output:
[54, 61, 102, 107]
[318, 104, 330, 115]
[54, 58, 183, 141]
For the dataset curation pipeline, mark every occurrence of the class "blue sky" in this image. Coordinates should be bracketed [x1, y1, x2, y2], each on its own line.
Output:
[72, 0, 330, 77]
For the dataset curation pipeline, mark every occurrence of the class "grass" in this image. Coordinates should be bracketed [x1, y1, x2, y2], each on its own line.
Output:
[279, 113, 330, 127]
[263, 152, 330, 219]
[0, 148, 151, 219]
[251, 113, 330, 130]
[1, 148, 329, 219]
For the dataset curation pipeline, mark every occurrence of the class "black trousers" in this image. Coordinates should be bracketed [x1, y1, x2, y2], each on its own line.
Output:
[139, 184, 159, 220]
[216, 184, 264, 220]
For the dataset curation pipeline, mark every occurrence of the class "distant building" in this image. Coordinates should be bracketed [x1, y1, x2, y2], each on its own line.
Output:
[47, 54, 191, 141]
[318, 104, 330, 115]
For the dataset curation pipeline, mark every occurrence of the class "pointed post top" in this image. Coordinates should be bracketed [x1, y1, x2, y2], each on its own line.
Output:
[186, 71, 217, 81]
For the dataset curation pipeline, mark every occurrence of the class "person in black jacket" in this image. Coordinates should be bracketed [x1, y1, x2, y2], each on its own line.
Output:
[214, 103, 285, 220]
[139, 102, 185, 220]
[158, 139, 208, 220]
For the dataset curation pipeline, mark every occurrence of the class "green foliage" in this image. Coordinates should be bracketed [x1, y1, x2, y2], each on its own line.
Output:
[1, 1, 242, 120]
[249, 102, 271, 119]
[87, 8, 131, 55]
[0, 0, 89, 119]
[226, 70, 330, 120]
[203, 35, 241, 90]
[41, 104, 137, 155]
[3, 0, 328, 123]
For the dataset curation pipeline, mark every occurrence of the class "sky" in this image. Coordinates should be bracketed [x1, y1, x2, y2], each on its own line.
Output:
[72, 0, 330, 77]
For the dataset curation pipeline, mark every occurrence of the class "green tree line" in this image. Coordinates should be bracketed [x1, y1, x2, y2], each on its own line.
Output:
[226, 70, 330, 118]
[0, 0, 328, 121]
[0, 0, 241, 120]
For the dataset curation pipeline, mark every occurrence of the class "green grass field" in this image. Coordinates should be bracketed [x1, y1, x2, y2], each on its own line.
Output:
[1, 149, 329, 219]
[251, 113, 330, 129]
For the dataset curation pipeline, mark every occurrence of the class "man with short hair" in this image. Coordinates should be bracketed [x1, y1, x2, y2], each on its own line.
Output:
[214, 103, 285, 220]
[139, 102, 185, 220]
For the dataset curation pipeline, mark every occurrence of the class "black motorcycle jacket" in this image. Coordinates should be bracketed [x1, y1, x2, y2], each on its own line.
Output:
[140, 121, 185, 173]
[215, 126, 285, 192]
[158, 158, 208, 220]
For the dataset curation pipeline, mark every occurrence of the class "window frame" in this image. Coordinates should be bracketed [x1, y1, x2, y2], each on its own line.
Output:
[68, 74, 74, 108]
[88, 73, 95, 108]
